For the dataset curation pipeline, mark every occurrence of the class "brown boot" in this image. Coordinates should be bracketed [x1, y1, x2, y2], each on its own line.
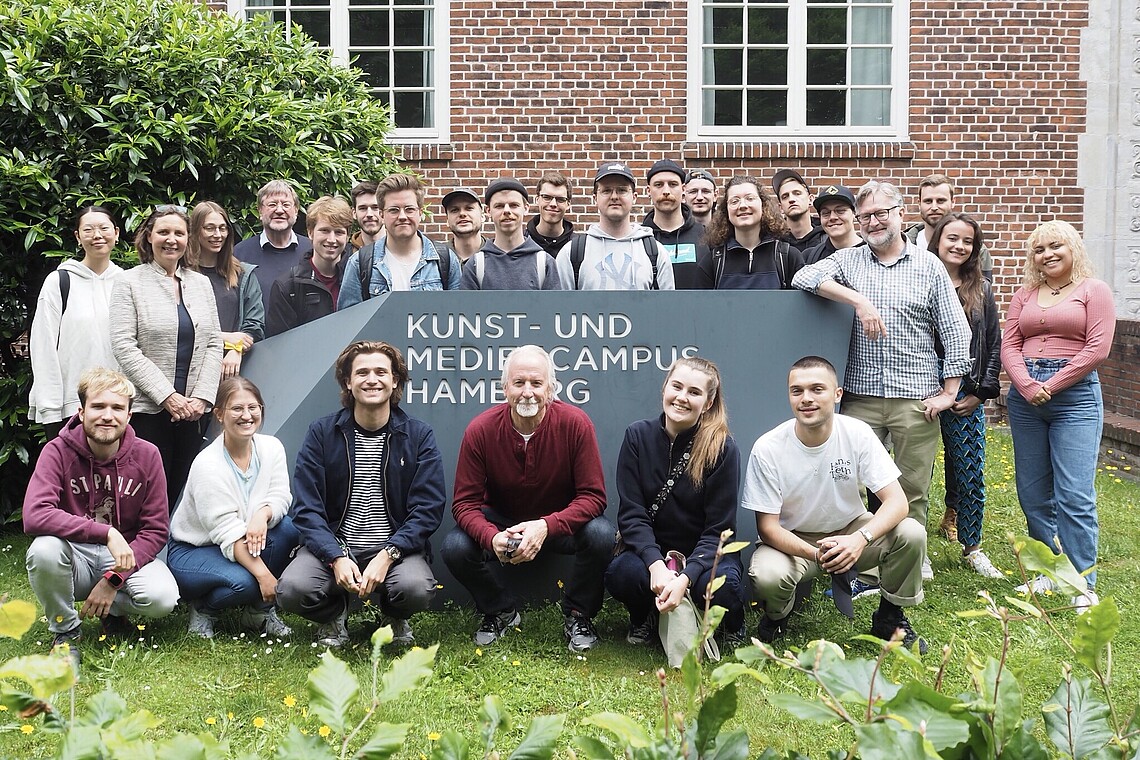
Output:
[938, 508, 958, 543]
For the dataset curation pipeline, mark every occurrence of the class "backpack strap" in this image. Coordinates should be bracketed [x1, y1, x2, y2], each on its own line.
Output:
[570, 233, 587, 289]
[642, 237, 660, 291]
[776, 241, 790, 288]
[437, 241, 452, 290]
[535, 252, 545, 289]
[55, 269, 71, 349]
[474, 250, 485, 287]
[356, 244, 375, 301]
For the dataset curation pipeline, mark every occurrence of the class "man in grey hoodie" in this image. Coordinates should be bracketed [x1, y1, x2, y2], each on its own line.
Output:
[556, 162, 675, 291]
[461, 179, 561, 290]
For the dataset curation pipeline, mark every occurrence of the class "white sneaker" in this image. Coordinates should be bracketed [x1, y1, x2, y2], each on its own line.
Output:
[1015, 575, 1056, 595]
[963, 549, 1003, 579]
[1072, 590, 1100, 615]
[240, 606, 293, 638]
[921, 556, 934, 581]
[187, 604, 218, 639]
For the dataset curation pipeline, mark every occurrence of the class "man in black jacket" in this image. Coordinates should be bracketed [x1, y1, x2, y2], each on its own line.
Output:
[642, 159, 710, 289]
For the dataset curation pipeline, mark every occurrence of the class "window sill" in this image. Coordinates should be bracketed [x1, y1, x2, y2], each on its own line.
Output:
[394, 143, 456, 163]
[680, 140, 917, 161]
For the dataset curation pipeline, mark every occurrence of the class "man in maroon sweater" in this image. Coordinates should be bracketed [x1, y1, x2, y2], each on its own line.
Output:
[441, 345, 614, 652]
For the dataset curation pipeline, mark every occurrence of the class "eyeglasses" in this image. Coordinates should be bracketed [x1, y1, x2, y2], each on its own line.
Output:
[726, 194, 760, 208]
[202, 224, 229, 234]
[854, 205, 900, 225]
[262, 200, 295, 210]
[226, 404, 263, 416]
[79, 224, 116, 235]
[597, 186, 632, 198]
[384, 205, 421, 217]
[818, 206, 852, 219]
[538, 193, 569, 206]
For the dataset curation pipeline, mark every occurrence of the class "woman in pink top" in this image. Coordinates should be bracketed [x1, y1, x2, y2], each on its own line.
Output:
[1001, 220, 1114, 612]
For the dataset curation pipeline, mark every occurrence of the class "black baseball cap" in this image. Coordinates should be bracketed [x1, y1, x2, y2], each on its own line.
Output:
[647, 159, 686, 184]
[483, 178, 530, 205]
[813, 185, 856, 212]
[441, 188, 480, 210]
[772, 168, 809, 194]
[593, 161, 636, 187]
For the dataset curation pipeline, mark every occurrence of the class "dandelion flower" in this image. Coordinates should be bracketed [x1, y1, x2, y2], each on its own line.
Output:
[319, 725, 331, 738]
[205, 717, 217, 725]
[253, 716, 266, 729]
[512, 660, 521, 666]
[283, 695, 297, 708]
[227, 712, 235, 720]
[136, 624, 145, 631]
[475, 647, 482, 656]
[557, 579, 564, 589]
[20, 724, 33, 734]
[428, 732, 441, 741]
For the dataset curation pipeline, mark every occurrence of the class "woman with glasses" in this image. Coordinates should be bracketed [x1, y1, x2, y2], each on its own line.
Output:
[168, 377, 299, 639]
[111, 205, 222, 509]
[698, 175, 804, 289]
[29, 206, 125, 439]
[1002, 220, 1115, 612]
[187, 202, 264, 380]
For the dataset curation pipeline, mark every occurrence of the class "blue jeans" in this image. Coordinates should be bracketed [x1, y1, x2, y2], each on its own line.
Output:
[1007, 359, 1102, 586]
[167, 517, 300, 613]
[605, 550, 745, 632]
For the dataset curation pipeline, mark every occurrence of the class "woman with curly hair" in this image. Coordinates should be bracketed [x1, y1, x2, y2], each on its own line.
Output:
[697, 175, 804, 289]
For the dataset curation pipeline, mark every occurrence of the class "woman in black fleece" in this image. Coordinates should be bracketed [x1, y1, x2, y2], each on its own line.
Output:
[604, 357, 745, 646]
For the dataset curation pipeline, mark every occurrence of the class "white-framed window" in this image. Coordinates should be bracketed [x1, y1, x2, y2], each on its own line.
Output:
[689, 0, 909, 140]
[229, 0, 448, 142]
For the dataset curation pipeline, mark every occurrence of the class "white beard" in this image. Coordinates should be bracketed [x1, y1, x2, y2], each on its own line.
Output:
[515, 399, 540, 418]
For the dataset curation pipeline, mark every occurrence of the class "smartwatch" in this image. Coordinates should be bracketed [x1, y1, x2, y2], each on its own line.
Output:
[103, 570, 125, 589]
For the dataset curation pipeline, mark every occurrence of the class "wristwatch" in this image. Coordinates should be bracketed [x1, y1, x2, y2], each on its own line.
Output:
[384, 544, 402, 562]
[103, 570, 125, 589]
[858, 528, 875, 545]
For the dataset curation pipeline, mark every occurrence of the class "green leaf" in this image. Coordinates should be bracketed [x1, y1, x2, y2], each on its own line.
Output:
[507, 713, 565, 760]
[682, 649, 701, 699]
[273, 725, 337, 760]
[379, 644, 436, 703]
[354, 722, 410, 760]
[998, 721, 1050, 760]
[722, 541, 750, 555]
[1042, 675, 1113, 759]
[767, 693, 842, 723]
[710, 662, 770, 686]
[156, 732, 233, 760]
[1072, 596, 1120, 673]
[58, 725, 105, 760]
[1000, 596, 1044, 618]
[977, 657, 1023, 750]
[696, 682, 737, 754]
[571, 735, 616, 760]
[582, 712, 652, 748]
[0, 599, 37, 639]
[706, 729, 750, 760]
[305, 651, 360, 734]
[855, 721, 936, 759]
[480, 694, 509, 748]
[882, 684, 971, 752]
[816, 656, 901, 705]
[429, 730, 470, 760]
[371, 624, 394, 662]
[708, 575, 726, 595]
[0, 652, 76, 698]
[1013, 536, 1089, 595]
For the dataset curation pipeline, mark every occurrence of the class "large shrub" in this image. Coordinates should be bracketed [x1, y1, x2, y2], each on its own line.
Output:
[0, 0, 401, 521]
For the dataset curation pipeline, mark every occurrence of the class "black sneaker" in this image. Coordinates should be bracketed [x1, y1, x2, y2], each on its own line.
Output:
[473, 609, 521, 646]
[870, 610, 928, 655]
[101, 614, 133, 639]
[757, 614, 789, 644]
[50, 624, 82, 675]
[564, 613, 599, 652]
[717, 624, 747, 649]
[626, 617, 657, 646]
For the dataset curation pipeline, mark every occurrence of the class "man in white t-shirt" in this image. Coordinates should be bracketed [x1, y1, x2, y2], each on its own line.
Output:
[742, 356, 927, 653]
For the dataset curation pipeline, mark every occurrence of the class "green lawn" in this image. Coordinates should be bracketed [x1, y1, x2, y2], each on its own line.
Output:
[1, 428, 1137, 758]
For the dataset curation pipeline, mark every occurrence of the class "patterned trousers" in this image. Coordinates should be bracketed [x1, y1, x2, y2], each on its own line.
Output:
[939, 394, 987, 548]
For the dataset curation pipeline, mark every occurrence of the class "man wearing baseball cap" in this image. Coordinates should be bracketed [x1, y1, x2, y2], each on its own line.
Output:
[555, 161, 674, 290]
[440, 188, 487, 264]
[461, 179, 561, 290]
[802, 185, 864, 265]
[773, 168, 826, 252]
[683, 169, 718, 227]
[642, 159, 708, 289]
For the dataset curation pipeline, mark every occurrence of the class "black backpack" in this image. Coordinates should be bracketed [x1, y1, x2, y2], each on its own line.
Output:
[568, 233, 659, 290]
[356, 238, 451, 300]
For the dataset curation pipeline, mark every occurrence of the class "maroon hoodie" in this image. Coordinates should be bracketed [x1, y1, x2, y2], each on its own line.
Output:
[23, 415, 169, 578]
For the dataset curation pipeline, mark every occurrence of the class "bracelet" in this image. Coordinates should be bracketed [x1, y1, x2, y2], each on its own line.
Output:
[223, 341, 244, 354]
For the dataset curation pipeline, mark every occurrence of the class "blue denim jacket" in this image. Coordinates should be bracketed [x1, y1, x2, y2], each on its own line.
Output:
[337, 232, 462, 309]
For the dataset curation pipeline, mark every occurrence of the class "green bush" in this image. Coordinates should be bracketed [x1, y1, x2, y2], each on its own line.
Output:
[0, 0, 401, 520]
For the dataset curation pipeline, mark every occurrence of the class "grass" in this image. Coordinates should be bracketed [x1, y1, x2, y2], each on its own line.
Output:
[1, 427, 1138, 758]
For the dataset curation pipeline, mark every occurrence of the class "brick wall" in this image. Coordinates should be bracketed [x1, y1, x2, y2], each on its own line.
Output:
[399, 0, 1090, 311]
[1100, 320, 1140, 417]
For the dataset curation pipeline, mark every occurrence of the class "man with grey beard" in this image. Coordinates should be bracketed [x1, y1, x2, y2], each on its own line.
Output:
[441, 345, 614, 652]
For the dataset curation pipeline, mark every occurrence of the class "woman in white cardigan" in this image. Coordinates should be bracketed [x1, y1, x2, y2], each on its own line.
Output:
[168, 377, 299, 639]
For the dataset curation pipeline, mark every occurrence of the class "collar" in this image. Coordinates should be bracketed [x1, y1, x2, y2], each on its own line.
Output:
[259, 230, 299, 250]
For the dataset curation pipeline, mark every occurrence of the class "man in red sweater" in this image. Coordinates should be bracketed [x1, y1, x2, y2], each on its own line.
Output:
[23, 367, 178, 663]
[442, 345, 614, 652]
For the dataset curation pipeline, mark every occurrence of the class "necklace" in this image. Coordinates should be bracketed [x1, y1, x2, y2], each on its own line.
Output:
[1047, 279, 1073, 296]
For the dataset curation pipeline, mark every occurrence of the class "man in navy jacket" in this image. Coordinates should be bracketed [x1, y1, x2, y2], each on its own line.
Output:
[277, 341, 445, 648]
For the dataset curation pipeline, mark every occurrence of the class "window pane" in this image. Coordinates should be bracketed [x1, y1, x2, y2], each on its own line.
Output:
[807, 48, 846, 85]
[705, 6, 744, 44]
[851, 7, 890, 44]
[746, 89, 786, 126]
[394, 50, 430, 87]
[292, 10, 331, 46]
[246, 9, 287, 25]
[350, 10, 390, 47]
[704, 89, 743, 125]
[247, 0, 284, 7]
[393, 90, 431, 128]
[806, 90, 846, 125]
[807, 8, 846, 44]
[354, 51, 390, 88]
[851, 88, 890, 125]
[747, 49, 787, 86]
[748, 7, 788, 44]
[704, 49, 743, 86]
[851, 47, 890, 85]
[393, 9, 431, 46]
